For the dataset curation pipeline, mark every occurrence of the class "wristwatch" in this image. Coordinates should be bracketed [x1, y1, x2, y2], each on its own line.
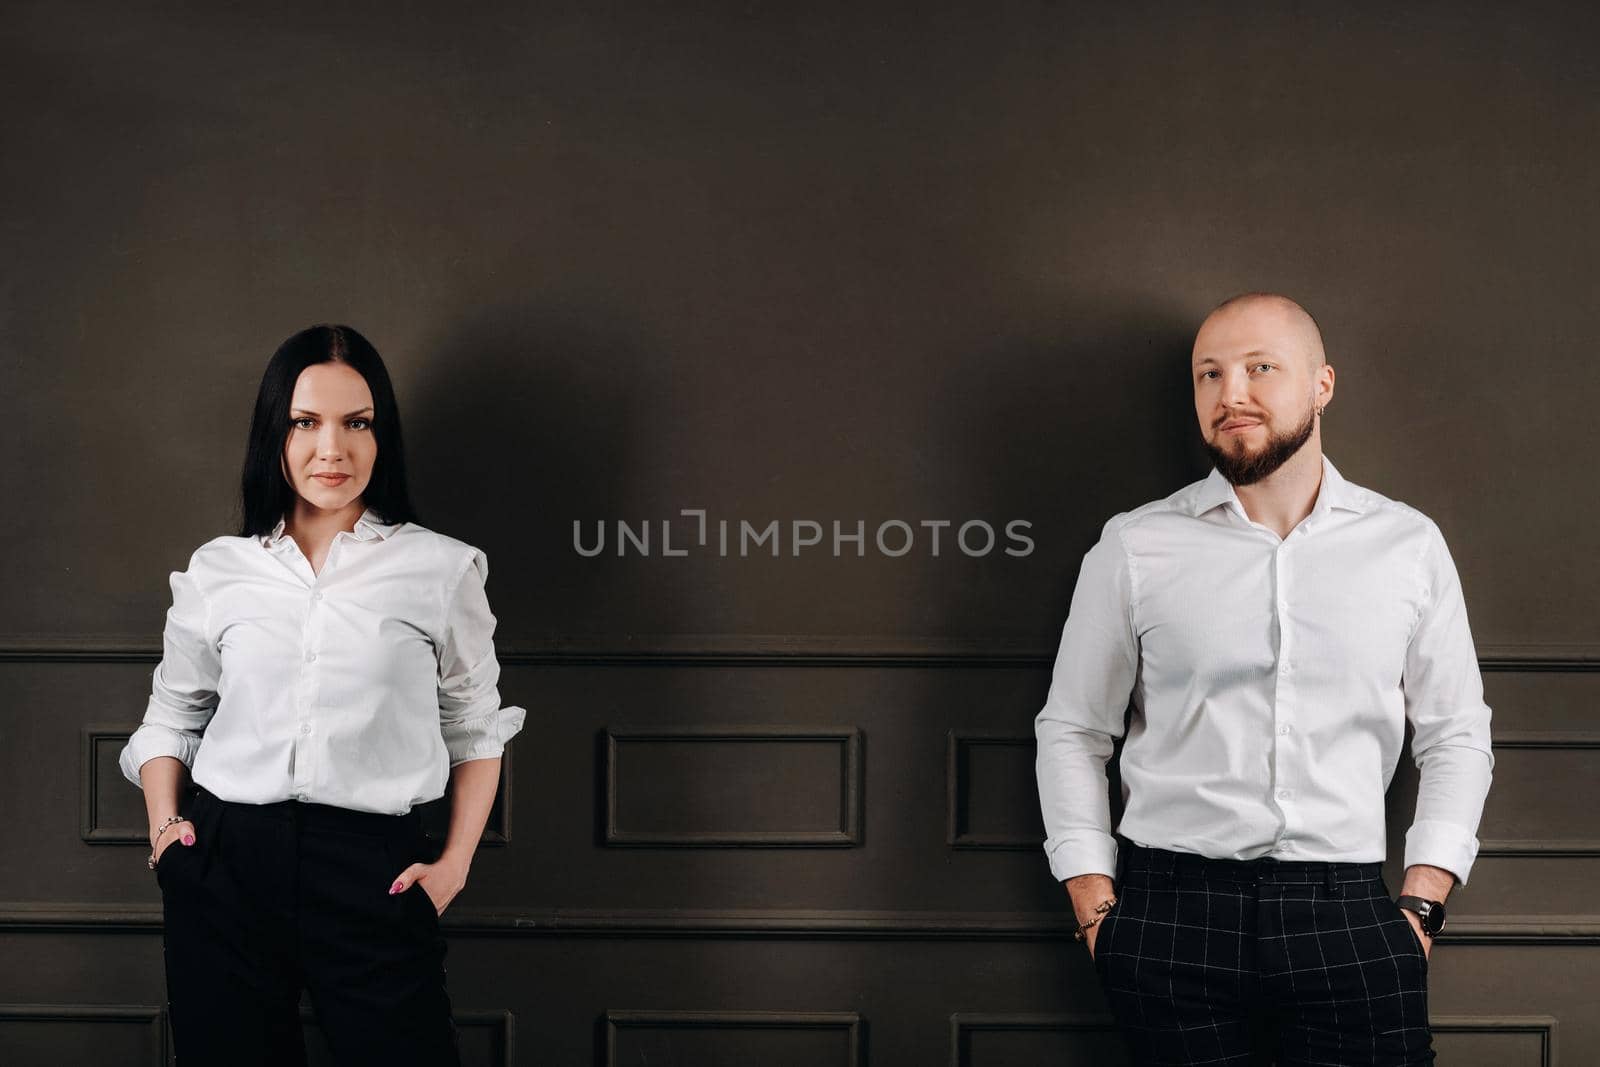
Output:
[1396, 895, 1447, 937]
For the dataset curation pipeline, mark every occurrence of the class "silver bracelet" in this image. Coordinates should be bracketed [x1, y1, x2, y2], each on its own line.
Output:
[146, 815, 185, 871]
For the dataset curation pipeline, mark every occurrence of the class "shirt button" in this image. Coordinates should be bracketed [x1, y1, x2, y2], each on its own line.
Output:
[305, 652, 317, 663]
[295, 793, 309, 802]
[299, 723, 311, 734]
[1277, 789, 1293, 801]
[1278, 724, 1292, 735]
[311, 591, 323, 601]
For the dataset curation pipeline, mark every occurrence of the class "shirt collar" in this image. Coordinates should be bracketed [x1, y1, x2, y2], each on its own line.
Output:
[261, 506, 398, 549]
[1190, 454, 1369, 522]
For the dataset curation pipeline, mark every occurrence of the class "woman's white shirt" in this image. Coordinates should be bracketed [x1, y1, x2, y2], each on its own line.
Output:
[119, 508, 527, 815]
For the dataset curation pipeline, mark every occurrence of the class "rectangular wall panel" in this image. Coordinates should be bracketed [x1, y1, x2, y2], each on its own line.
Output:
[80, 729, 153, 844]
[83, 727, 511, 848]
[947, 733, 1044, 849]
[300, 1007, 514, 1067]
[950, 1013, 1558, 1067]
[0, 1005, 164, 1067]
[950, 1013, 1125, 1067]
[605, 727, 863, 846]
[1430, 1016, 1556, 1067]
[1477, 735, 1600, 855]
[605, 1010, 861, 1067]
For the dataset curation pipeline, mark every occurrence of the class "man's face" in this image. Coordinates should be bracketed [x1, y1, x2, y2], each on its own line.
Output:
[1191, 301, 1323, 486]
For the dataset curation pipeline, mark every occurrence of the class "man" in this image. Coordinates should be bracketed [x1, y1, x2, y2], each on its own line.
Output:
[1034, 292, 1493, 1065]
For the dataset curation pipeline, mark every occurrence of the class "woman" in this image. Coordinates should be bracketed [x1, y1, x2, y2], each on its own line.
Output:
[118, 324, 526, 1066]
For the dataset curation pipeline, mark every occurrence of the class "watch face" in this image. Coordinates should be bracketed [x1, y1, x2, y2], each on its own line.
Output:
[1399, 896, 1447, 937]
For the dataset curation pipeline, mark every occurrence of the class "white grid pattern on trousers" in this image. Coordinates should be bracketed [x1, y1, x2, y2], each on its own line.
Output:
[1093, 846, 1433, 1066]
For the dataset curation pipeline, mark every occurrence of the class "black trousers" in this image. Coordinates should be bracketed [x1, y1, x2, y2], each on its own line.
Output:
[157, 785, 461, 1066]
[1094, 842, 1434, 1067]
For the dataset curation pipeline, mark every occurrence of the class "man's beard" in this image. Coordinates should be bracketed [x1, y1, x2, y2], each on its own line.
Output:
[1203, 405, 1316, 486]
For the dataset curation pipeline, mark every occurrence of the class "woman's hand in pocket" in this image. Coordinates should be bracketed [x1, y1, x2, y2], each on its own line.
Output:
[152, 820, 197, 865]
[389, 853, 470, 916]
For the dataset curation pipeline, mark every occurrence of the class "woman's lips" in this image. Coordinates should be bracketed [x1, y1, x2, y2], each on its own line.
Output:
[312, 473, 350, 485]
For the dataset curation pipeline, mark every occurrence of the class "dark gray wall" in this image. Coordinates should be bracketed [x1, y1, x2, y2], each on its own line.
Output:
[2, 2, 1595, 1064]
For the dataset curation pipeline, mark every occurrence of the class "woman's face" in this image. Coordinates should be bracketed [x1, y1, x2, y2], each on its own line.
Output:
[281, 362, 378, 513]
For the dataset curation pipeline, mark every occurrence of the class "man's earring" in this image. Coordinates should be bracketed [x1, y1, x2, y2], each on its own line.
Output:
[1316, 405, 1326, 416]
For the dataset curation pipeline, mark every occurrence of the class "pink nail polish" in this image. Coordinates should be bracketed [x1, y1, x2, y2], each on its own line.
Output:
[389, 882, 402, 895]
[182, 835, 195, 846]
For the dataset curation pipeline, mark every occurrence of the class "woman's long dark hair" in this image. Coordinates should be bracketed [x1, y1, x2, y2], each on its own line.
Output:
[237, 324, 421, 537]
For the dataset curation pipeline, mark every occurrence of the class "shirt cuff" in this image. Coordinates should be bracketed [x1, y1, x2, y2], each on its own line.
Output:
[443, 705, 527, 767]
[1403, 819, 1480, 887]
[1045, 830, 1120, 883]
[118, 724, 202, 788]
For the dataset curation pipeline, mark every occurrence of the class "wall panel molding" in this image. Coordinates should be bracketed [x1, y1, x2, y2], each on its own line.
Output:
[604, 726, 863, 847]
[1479, 733, 1600, 857]
[0, 1000, 509, 1065]
[0, 1003, 165, 1065]
[80, 726, 511, 847]
[948, 1012, 1119, 1067]
[1430, 1015, 1557, 1067]
[80, 727, 146, 844]
[604, 1010, 861, 1067]
[5, 903, 1598, 943]
[946, 732, 1039, 850]
[7, 636, 1597, 669]
[949, 1012, 1559, 1067]
[296, 1006, 514, 1067]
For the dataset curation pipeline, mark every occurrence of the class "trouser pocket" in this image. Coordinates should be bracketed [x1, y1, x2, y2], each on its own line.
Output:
[382, 822, 441, 930]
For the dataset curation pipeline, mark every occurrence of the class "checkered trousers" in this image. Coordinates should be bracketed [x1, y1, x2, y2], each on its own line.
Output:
[1092, 842, 1434, 1066]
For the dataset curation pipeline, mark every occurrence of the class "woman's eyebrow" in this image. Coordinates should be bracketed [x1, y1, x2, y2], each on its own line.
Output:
[290, 407, 375, 417]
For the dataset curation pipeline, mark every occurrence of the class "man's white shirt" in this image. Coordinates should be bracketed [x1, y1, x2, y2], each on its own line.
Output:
[1035, 455, 1493, 885]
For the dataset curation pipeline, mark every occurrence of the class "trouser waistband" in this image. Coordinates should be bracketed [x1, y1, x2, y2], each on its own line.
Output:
[193, 785, 420, 838]
[1118, 839, 1384, 885]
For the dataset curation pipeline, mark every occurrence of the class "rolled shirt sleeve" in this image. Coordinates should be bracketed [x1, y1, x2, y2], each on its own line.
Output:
[119, 557, 220, 787]
[1035, 516, 1139, 883]
[437, 548, 527, 766]
[1401, 520, 1495, 886]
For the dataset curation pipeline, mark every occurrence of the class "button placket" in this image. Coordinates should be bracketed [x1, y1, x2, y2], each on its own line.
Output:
[1270, 543, 1299, 846]
[294, 577, 328, 801]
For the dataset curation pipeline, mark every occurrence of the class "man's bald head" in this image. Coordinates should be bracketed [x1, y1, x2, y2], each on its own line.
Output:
[1191, 290, 1336, 485]
[1197, 292, 1327, 372]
